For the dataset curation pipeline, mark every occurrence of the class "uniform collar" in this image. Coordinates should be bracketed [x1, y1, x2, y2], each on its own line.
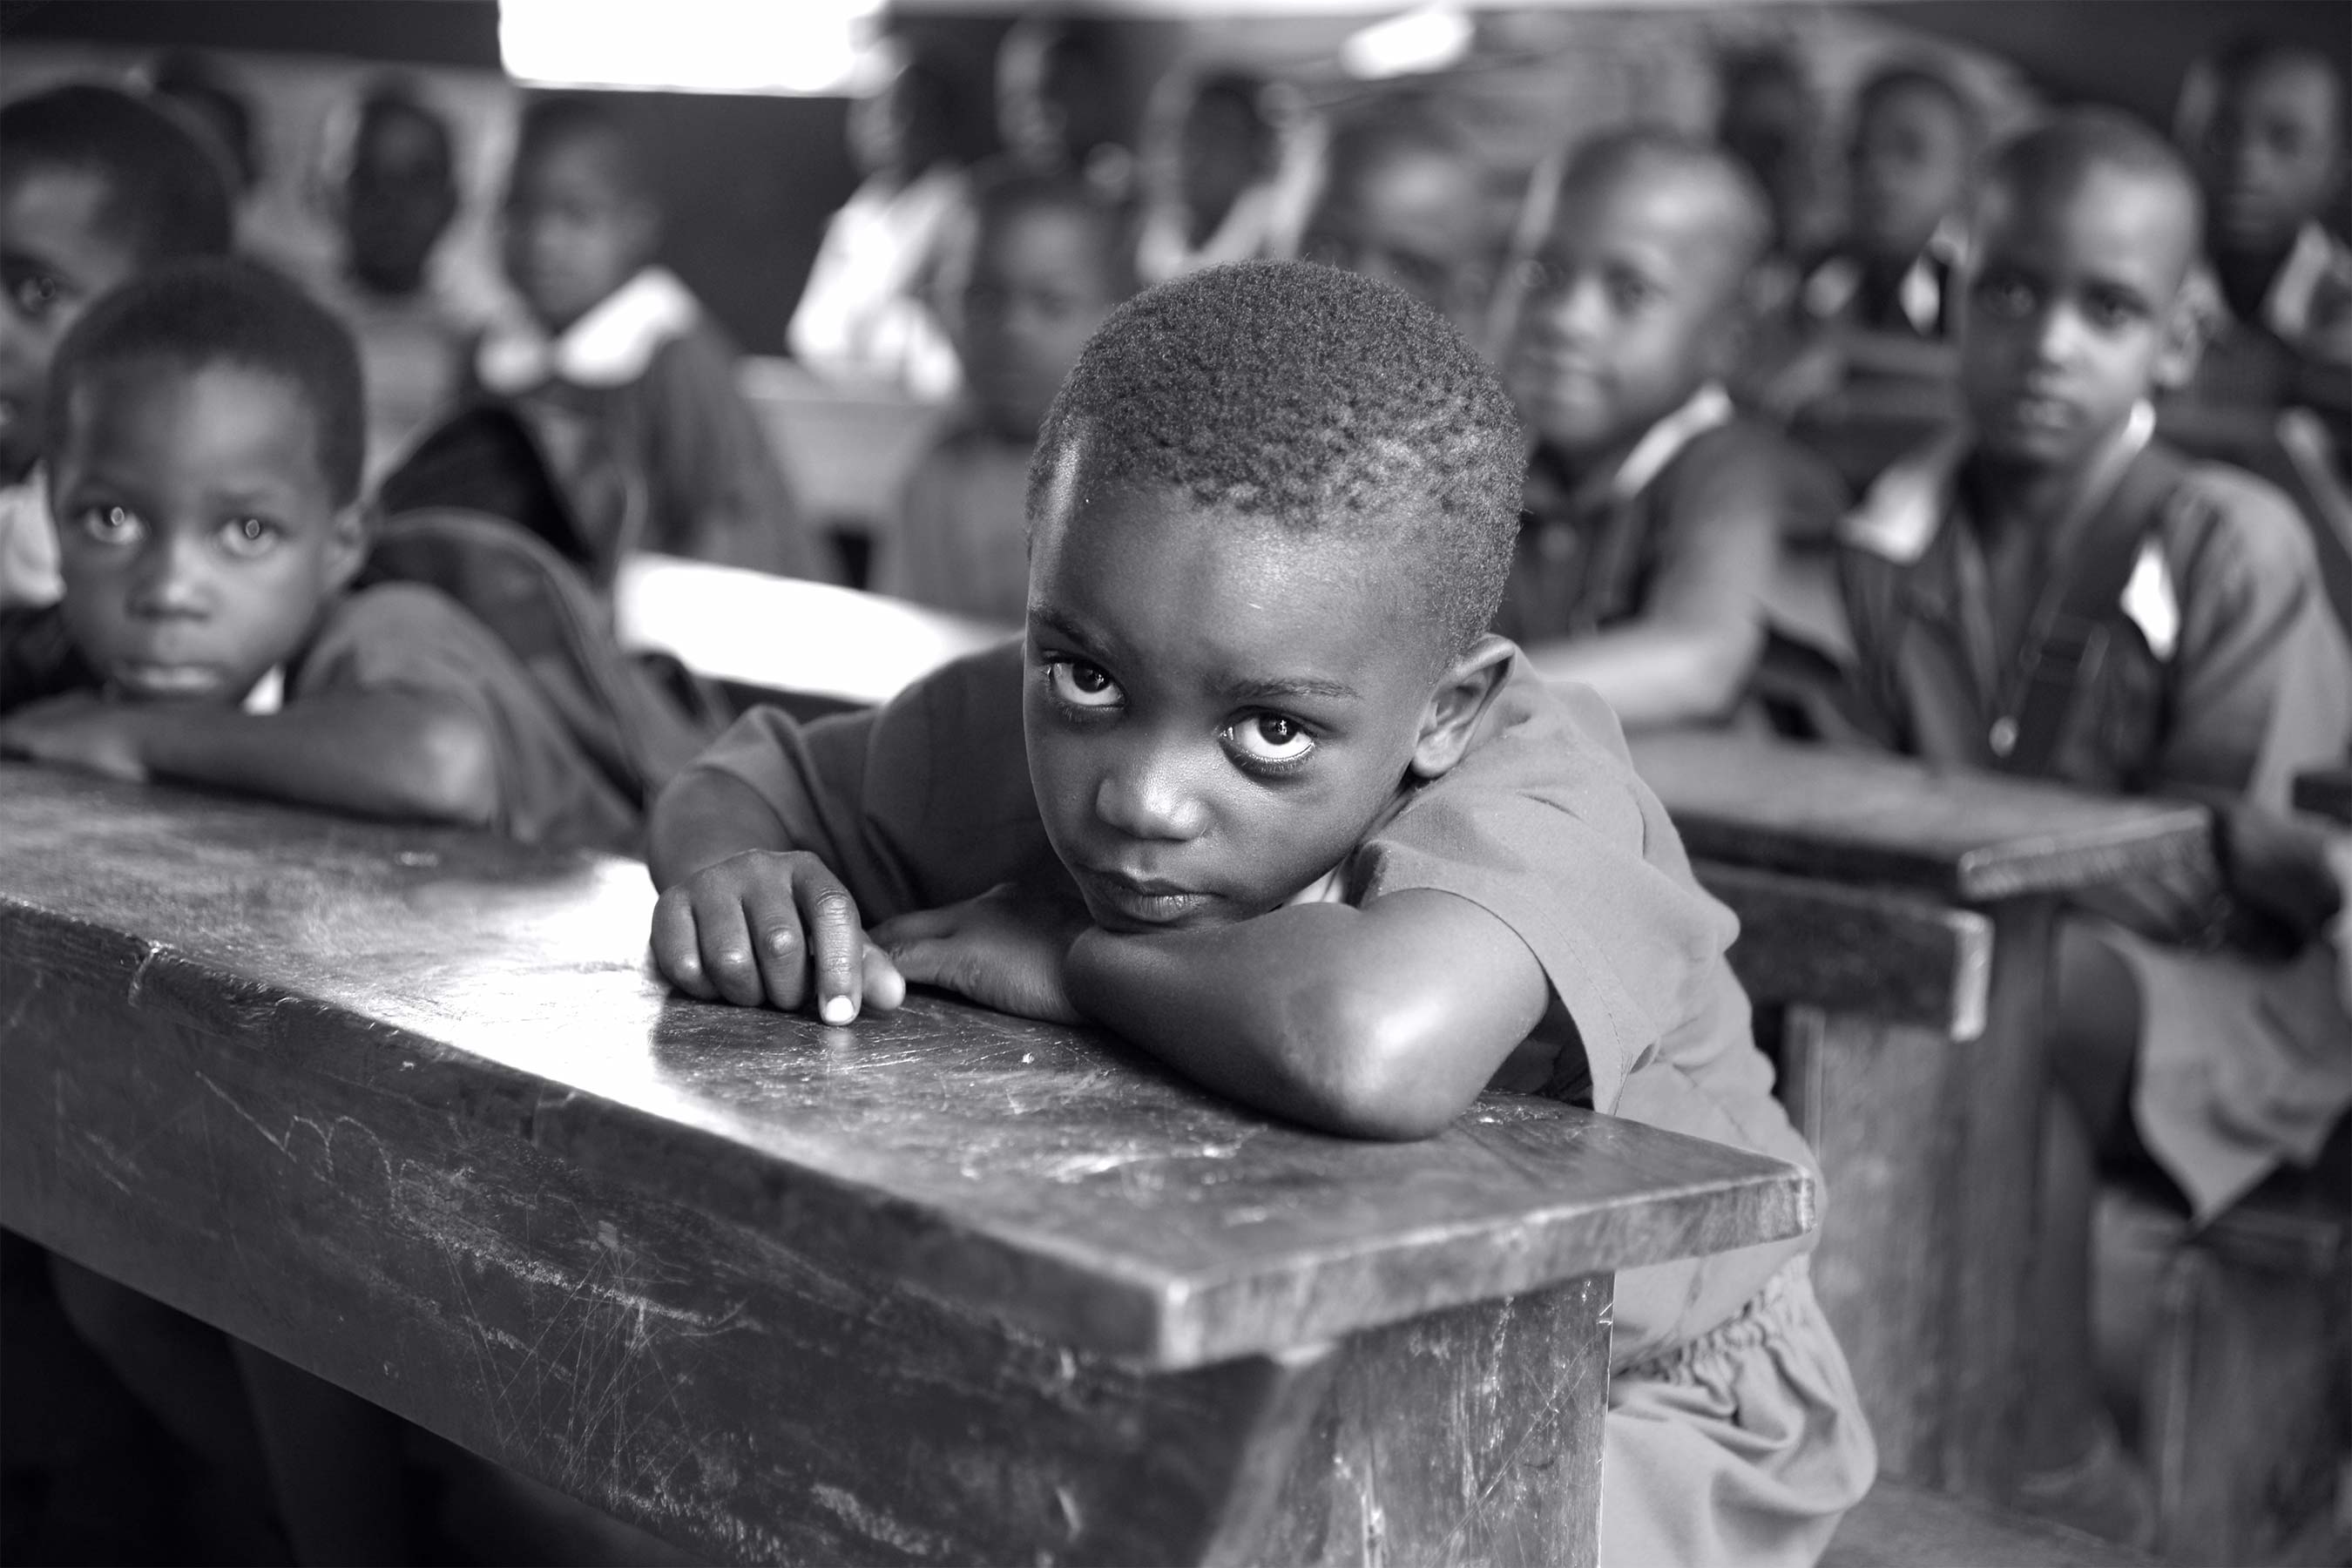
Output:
[1839, 399, 2157, 565]
[241, 666, 286, 715]
[476, 265, 700, 394]
[2261, 220, 2339, 340]
[1612, 382, 1734, 505]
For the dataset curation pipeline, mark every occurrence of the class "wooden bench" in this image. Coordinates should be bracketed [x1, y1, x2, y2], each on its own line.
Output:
[1821, 1478, 2163, 1568]
[1629, 731, 2211, 1511]
[0, 764, 1813, 1567]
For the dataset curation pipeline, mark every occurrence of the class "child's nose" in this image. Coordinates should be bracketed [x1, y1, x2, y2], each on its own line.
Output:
[127, 534, 213, 618]
[1092, 756, 1208, 843]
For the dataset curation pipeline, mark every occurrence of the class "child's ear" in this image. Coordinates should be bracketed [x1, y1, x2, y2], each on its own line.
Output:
[322, 503, 370, 593]
[1409, 634, 1515, 781]
[2152, 274, 2212, 392]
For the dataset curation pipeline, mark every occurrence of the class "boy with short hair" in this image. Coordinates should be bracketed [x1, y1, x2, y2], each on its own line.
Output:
[1801, 64, 1981, 341]
[1299, 105, 1490, 335]
[1839, 110, 2352, 1541]
[874, 172, 1134, 624]
[0, 258, 639, 853]
[472, 95, 825, 584]
[2186, 37, 2352, 368]
[0, 83, 235, 608]
[1501, 130, 1842, 730]
[650, 260, 1876, 1566]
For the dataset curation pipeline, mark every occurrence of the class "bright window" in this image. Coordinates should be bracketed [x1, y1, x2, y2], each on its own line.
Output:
[498, 0, 883, 96]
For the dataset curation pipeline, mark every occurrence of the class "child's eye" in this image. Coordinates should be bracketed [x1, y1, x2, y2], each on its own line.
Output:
[1046, 656, 1123, 710]
[1973, 275, 2037, 321]
[4, 267, 63, 322]
[77, 504, 145, 546]
[1221, 712, 1315, 770]
[2082, 291, 2146, 333]
[1605, 271, 1660, 313]
[216, 517, 282, 558]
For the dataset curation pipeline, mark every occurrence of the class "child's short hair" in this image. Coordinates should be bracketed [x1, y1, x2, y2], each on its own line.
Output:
[1564, 127, 1774, 281]
[1325, 102, 1473, 188]
[1031, 260, 1523, 657]
[1855, 61, 1983, 149]
[511, 94, 651, 203]
[971, 169, 1138, 296]
[47, 259, 367, 506]
[1985, 108, 2203, 248]
[0, 84, 236, 267]
[2209, 33, 2347, 107]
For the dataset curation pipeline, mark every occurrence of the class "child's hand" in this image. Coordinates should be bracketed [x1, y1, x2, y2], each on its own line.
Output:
[650, 850, 905, 1022]
[0, 694, 148, 782]
[874, 882, 1092, 1025]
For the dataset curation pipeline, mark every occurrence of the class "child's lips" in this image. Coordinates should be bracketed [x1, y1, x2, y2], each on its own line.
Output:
[111, 661, 232, 699]
[1078, 869, 1216, 931]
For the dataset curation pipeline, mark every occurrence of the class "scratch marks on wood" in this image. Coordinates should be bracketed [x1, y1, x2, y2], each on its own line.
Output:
[810, 1481, 955, 1558]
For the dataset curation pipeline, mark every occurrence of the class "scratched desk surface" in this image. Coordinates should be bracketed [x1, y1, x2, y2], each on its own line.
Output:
[1632, 731, 2211, 903]
[0, 764, 1809, 1370]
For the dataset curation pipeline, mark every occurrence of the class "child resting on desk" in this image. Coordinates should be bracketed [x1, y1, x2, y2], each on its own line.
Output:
[0, 83, 234, 610]
[0, 260, 643, 843]
[1497, 130, 1844, 730]
[1838, 110, 2352, 1545]
[648, 260, 1876, 1568]
[872, 171, 1134, 625]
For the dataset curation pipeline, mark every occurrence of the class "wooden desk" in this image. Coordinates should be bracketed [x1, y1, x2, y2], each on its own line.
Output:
[0, 766, 1811, 1566]
[1629, 732, 2210, 1506]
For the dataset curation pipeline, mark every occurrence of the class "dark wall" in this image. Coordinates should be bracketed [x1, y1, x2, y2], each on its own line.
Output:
[0, 0, 504, 68]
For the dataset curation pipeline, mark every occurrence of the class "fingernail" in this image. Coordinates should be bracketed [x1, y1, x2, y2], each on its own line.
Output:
[821, 997, 855, 1025]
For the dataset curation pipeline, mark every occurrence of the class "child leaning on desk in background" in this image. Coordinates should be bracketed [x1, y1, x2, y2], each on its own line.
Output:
[871, 172, 1136, 625]
[647, 261, 1876, 1568]
[462, 95, 827, 585]
[0, 83, 235, 611]
[1497, 130, 1845, 731]
[1837, 110, 2352, 1546]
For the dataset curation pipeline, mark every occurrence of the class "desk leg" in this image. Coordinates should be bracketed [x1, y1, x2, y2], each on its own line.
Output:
[1784, 896, 2055, 1504]
[1251, 1275, 1613, 1568]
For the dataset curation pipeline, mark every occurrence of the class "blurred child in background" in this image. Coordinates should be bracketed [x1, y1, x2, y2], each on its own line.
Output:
[0, 84, 234, 610]
[997, 16, 1137, 202]
[473, 96, 824, 584]
[1839, 111, 2352, 1543]
[1137, 70, 1293, 283]
[789, 49, 970, 402]
[2186, 37, 2351, 371]
[1299, 105, 1493, 338]
[1803, 64, 1981, 341]
[874, 172, 1134, 624]
[1501, 130, 1842, 730]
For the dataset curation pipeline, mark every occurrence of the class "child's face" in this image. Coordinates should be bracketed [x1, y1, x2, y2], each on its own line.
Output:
[2198, 56, 2343, 257]
[51, 362, 362, 703]
[1960, 166, 2199, 473]
[1508, 173, 1744, 462]
[502, 132, 655, 333]
[1849, 85, 1971, 263]
[960, 207, 1121, 440]
[1, 166, 143, 482]
[344, 107, 458, 297]
[1301, 148, 1487, 320]
[1023, 477, 1449, 935]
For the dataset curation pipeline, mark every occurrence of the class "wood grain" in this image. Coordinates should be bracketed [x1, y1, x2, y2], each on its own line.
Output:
[1699, 862, 1992, 1038]
[1632, 731, 2211, 904]
[0, 765, 1812, 1373]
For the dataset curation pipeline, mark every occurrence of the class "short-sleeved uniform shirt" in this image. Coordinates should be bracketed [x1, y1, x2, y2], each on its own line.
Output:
[2, 583, 640, 854]
[687, 640, 1821, 1363]
[871, 419, 1033, 625]
[1495, 386, 1842, 652]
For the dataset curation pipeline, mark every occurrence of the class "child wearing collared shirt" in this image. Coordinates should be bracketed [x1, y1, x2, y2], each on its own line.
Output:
[648, 260, 1876, 1568]
[1500, 130, 1843, 731]
[1840, 111, 2352, 1545]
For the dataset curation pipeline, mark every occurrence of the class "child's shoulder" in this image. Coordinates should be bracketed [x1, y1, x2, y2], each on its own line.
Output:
[2159, 446, 2316, 585]
[1659, 410, 1846, 534]
[294, 581, 520, 693]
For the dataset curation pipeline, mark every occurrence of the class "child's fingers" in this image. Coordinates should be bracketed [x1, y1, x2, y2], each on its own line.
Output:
[689, 890, 769, 1009]
[649, 889, 720, 1000]
[860, 938, 906, 1012]
[740, 880, 813, 1014]
[869, 905, 956, 948]
[793, 864, 868, 1024]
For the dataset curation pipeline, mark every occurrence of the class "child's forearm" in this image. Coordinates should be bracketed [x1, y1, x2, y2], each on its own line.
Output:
[1522, 618, 1762, 730]
[123, 695, 497, 827]
[1066, 890, 1551, 1140]
[646, 767, 795, 889]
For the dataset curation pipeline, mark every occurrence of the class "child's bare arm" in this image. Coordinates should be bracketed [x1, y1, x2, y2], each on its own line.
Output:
[1065, 889, 1554, 1140]
[0, 691, 497, 826]
[1521, 614, 1765, 730]
[645, 766, 903, 1020]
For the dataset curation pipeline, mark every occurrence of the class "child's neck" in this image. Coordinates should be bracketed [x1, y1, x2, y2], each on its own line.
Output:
[2213, 233, 2301, 322]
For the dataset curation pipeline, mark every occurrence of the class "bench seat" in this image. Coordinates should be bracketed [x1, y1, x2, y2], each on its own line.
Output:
[1821, 1479, 2163, 1568]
